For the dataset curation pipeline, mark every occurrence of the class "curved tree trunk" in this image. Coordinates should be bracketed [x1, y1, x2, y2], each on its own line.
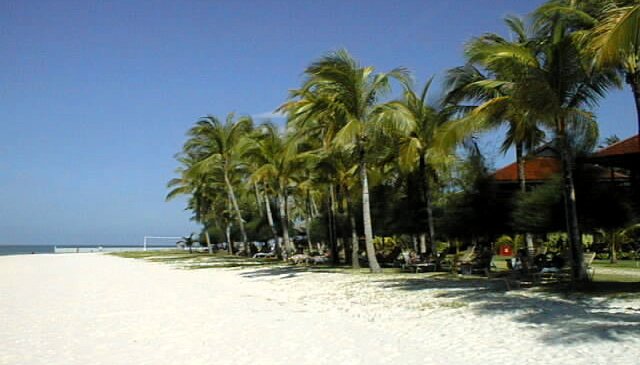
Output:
[359, 145, 381, 273]
[205, 229, 212, 254]
[557, 126, 585, 282]
[225, 172, 249, 256]
[254, 181, 263, 216]
[264, 191, 282, 259]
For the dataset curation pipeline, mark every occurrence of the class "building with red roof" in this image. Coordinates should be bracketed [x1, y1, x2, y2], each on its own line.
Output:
[490, 134, 639, 214]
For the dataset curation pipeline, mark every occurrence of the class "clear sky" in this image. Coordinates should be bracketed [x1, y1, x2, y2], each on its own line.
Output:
[1, 0, 636, 245]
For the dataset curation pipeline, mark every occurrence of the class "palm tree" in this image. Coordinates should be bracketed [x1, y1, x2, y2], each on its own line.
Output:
[597, 223, 640, 264]
[244, 122, 308, 256]
[186, 113, 254, 256]
[282, 49, 408, 273]
[375, 78, 449, 258]
[443, 7, 617, 281]
[314, 150, 362, 268]
[166, 154, 218, 254]
[177, 233, 196, 253]
[589, 1, 640, 132]
[443, 16, 546, 255]
[444, 16, 546, 196]
[523, 4, 619, 280]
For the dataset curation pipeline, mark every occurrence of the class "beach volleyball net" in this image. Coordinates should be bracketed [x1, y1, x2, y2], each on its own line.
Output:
[143, 236, 182, 251]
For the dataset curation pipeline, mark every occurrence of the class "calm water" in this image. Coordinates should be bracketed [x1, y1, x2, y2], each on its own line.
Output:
[0, 245, 55, 255]
[0, 245, 176, 256]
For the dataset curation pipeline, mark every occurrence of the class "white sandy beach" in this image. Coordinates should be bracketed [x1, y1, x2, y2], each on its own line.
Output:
[1, 254, 639, 365]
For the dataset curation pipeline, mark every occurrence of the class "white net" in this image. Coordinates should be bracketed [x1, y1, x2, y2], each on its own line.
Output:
[143, 236, 182, 251]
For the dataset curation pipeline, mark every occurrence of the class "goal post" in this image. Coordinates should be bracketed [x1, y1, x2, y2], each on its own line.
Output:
[143, 236, 182, 251]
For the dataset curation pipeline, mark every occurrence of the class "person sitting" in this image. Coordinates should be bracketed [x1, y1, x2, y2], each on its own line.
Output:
[540, 254, 565, 273]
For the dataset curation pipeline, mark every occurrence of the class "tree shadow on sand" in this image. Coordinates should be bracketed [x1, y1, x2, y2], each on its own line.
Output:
[239, 265, 344, 279]
[374, 276, 640, 345]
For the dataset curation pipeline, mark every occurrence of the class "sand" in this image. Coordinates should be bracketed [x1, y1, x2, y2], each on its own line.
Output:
[1, 253, 639, 365]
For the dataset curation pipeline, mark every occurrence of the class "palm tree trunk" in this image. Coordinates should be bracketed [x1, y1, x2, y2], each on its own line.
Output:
[205, 229, 212, 254]
[419, 233, 427, 256]
[225, 223, 234, 255]
[359, 145, 381, 273]
[305, 214, 313, 253]
[306, 192, 314, 253]
[254, 181, 263, 216]
[419, 155, 436, 258]
[557, 127, 585, 282]
[345, 194, 360, 269]
[224, 172, 248, 256]
[626, 71, 640, 135]
[325, 193, 334, 260]
[278, 191, 293, 254]
[264, 191, 281, 258]
[516, 143, 534, 256]
[329, 184, 339, 265]
[610, 234, 618, 264]
[311, 195, 320, 217]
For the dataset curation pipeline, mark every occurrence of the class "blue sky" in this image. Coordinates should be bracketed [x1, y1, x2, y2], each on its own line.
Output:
[1, 0, 636, 245]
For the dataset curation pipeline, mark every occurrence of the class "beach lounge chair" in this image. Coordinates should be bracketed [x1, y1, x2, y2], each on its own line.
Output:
[400, 251, 436, 273]
[583, 252, 596, 280]
[253, 251, 275, 259]
[288, 253, 309, 265]
[455, 245, 477, 274]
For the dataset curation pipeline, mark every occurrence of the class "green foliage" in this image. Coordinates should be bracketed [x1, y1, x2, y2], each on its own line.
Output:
[165, 1, 638, 277]
[512, 177, 565, 233]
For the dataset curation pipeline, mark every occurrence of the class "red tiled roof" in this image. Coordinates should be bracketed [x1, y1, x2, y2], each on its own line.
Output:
[593, 135, 640, 157]
[493, 157, 561, 182]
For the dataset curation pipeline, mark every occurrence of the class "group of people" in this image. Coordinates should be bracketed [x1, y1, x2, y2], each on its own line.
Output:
[509, 248, 566, 273]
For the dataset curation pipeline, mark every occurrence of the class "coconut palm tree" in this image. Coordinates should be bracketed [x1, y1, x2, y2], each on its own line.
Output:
[166, 153, 219, 254]
[443, 16, 547, 255]
[589, 1, 640, 132]
[185, 113, 254, 256]
[313, 150, 362, 268]
[516, 5, 619, 280]
[442, 7, 617, 281]
[375, 78, 450, 258]
[444, 16, 546, 196]
[281, 49, 408, 272]
[244, 122, 309, 256]
[597, 223, 640, 264]
[177, 233, 196, 253]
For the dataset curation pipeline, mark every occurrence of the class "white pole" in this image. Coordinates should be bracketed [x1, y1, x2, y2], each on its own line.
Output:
[144, 236, 147, 251]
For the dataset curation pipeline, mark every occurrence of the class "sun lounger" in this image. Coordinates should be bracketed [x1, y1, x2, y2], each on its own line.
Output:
[400, 251, 436, 273]
[253, 252, 275, 259]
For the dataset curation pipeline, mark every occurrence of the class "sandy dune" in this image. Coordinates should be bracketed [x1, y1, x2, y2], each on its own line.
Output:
[1, 254, 639, 365]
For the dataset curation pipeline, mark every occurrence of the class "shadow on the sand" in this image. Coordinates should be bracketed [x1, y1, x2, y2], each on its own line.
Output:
[240, 265, 343, 279]
[374, 276, 640, 344]
[239, 266, 640, 344]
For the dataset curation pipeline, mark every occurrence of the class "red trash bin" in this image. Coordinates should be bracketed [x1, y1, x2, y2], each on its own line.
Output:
[500, 245, 513, 256]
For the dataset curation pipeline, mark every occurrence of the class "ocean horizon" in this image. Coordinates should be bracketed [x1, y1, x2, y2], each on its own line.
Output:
[0, 244, 178, 256]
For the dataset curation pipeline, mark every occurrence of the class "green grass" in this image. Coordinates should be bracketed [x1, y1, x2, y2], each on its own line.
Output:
[109, 250, 187, 259]
[110, 249, 286, 269]
[592, 259, 640, 270]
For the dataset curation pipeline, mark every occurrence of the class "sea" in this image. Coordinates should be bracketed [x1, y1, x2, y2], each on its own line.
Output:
[0, 245, 177, 256]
